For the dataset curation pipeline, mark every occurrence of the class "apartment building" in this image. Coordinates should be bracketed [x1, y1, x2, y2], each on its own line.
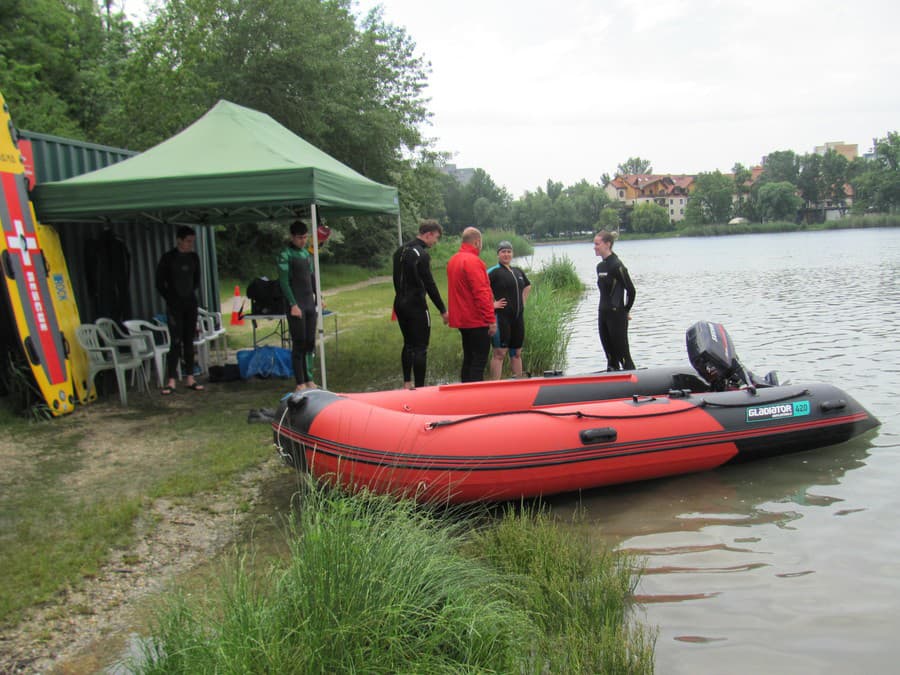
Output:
[605, 174, 695, 222]
[813, 141, 858, 161]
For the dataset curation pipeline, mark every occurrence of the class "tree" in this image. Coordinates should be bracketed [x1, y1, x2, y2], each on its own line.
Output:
[630, 202, 670, 233]
[464, 169, 509, 207]
[473, 197, 493, 228]
[436, 167, 509, 232]
[439, 173, 467, 234]
[732, 162, 753, 218]
[876, 131, 900, 170]
[513, 189, 554, 238]
[396, 150, 449, 229]
[682, 197, 704, 226]
[596, 207, 621, 231]
[617, 157, 652, 175]
[797, 153, 823, 209]
[98, 0, 228, 149]
[0, 0, 131, 139]
[552, 195, 577, 235]
[760, 150, 800, 186]
[108, 0, 437, 270]
[756, 181, 802, 222]
[103, 0, 431, 185]
[566, 180, 611, 231]
[687, 170, 734, 224]
[545, 179, 564, 202]
[820, 149, 849, 210]
[851, 131, 900, 213]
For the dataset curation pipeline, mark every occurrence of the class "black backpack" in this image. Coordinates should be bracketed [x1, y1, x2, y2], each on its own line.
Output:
[246, 278, 286, 315]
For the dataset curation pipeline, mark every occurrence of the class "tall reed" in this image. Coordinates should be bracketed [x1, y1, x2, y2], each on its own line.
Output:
[521, 255, 582, 376]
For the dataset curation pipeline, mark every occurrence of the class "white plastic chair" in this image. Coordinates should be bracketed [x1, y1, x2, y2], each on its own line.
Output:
[95, 318, 152, 391]
[192, 316, 211, 376]
[123, 319, 171, 388]
[153, 315, 209, 379]
[96, 318, 152, 369]
[198, 308, 227, 363]
[75, 324, 147, 406]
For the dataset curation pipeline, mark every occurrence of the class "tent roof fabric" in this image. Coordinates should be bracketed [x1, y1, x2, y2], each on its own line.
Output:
[33, 100, 399, 225]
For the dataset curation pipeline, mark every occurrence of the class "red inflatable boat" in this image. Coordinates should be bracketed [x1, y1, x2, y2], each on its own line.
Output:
[273, 323, 880, 504]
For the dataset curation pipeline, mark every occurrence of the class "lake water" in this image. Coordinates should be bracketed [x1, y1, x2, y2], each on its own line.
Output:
[523, 229, 900, 674]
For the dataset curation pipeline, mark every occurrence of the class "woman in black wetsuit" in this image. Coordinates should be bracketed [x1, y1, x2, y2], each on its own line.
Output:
[593, 229, 636, 371]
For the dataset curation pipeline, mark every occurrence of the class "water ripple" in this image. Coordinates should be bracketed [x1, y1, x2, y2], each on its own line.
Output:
[529, 230, 900, 674]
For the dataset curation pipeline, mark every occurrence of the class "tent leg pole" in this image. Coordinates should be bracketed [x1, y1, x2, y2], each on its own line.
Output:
[310, 204, 327, 390]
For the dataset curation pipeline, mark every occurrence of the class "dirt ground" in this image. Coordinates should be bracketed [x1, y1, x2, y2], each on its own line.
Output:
[1, 279, 384, 673]
[0, 393, 285, 674]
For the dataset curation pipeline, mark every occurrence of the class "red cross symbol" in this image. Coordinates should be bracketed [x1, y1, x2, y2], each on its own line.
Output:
[5, 218, 37, 268]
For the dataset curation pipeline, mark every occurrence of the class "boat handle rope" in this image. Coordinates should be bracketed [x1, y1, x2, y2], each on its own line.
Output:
[425, 403, 695, 430]
[698, 388, 811, 408]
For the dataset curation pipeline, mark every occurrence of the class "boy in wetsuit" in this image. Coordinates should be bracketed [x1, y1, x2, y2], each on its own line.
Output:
[278, 221, 318, 391]
[488, 240, 531, 379]
[392, 220, 449, 389]
[594, 229, 636, 371]
[156, 225, 203, 394]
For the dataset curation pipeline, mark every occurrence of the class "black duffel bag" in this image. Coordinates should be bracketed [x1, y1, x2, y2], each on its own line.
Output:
[246, 278, 286, 315]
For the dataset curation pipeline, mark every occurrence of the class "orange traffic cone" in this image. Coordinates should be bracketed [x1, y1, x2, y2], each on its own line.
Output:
[230, 285, 245, 325]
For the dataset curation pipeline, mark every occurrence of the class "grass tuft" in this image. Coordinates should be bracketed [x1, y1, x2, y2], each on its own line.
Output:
[470, 503, 656, 673]
[131, 484, 652, 673]
[133, 484, 535, 673]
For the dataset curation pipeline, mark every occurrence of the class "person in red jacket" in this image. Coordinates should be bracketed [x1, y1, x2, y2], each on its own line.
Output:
[447, 227, 497, 382]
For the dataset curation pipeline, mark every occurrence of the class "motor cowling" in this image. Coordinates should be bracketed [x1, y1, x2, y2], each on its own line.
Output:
[686, 321, 744, 390]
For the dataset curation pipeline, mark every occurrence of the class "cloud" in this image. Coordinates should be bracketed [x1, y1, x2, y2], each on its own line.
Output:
[360, 0, 900, 194]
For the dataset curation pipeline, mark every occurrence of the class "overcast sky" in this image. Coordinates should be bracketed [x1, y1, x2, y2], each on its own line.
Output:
[354, 0, 899, 197]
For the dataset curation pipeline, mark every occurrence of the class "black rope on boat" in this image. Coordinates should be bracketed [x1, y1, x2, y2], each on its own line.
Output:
[424, 401, 694, 430]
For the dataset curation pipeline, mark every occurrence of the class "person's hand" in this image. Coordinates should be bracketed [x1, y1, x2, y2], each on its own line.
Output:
[488, 322, 497, 337]
[494, 298, 507, 310]
[441, 311, 449, 325]
[627, 312, 632, 321]
[291, 304, 302, 318]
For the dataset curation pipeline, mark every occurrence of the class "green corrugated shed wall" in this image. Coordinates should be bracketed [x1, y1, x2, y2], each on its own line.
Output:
[21, 130, 137, 183]
[20, 130, 221, 322]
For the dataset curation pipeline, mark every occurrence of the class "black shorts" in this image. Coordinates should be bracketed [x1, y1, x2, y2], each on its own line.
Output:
[492, 313, 525, 351]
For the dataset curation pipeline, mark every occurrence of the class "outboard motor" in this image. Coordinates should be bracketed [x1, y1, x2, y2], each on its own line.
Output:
[686, 321, 766, 392]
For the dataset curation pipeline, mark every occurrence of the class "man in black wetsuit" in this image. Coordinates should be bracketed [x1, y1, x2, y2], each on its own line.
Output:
[594, 229, 636, 371]
[156, 225, 203, 394]
[392, 220, 449, 389]
[488, 240, 531, 379]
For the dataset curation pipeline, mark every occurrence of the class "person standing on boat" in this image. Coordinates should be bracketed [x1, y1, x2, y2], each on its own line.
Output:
[594, 229, 636, 371]
[156, 225, 204, 394]
[448, 227, 497, 382]
[488, 240, 531, 379]
[278, 221, 318, 392]
[392, 219, 449, 389]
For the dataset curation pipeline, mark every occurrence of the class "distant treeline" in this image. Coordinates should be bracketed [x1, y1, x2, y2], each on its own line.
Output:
[3, 1, 897, 274]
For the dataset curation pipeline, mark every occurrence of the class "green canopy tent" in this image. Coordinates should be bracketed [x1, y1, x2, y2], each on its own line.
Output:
[33, 100, 401, 389]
